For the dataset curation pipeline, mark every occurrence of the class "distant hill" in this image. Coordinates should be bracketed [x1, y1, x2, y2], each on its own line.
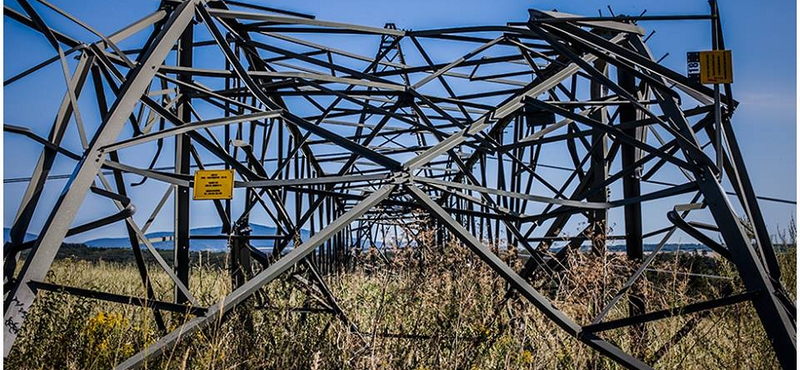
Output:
[5, 225, 311, 252]
[84, 224, 311, 251]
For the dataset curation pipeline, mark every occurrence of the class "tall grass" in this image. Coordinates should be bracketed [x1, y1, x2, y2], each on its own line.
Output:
[6, 225, 795, 370]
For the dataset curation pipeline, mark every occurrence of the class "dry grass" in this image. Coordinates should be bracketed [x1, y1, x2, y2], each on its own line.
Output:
[5, 226, 795, 370]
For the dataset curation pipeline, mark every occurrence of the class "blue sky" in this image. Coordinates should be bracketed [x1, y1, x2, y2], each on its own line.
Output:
[3, 0, 796, 243]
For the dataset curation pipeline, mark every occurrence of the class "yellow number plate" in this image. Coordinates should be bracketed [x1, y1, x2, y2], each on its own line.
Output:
[193, 169, 234, 200]
[699, 50, 733, 84]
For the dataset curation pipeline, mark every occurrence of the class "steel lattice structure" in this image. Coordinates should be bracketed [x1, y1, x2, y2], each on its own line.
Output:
[3, 1, 796, 369]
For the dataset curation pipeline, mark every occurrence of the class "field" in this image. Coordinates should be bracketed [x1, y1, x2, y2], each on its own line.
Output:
[5, 231, 796, 370]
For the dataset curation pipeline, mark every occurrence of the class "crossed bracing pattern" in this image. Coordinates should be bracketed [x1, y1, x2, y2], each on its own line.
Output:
[2, 0, 795, 369]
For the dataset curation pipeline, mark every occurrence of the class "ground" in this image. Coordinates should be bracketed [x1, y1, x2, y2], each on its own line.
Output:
[5, 237, 795, 369]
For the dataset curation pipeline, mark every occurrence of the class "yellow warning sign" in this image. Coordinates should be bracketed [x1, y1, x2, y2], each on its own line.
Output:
[193, 169, 234, 200]
[699, 50, 733, 84]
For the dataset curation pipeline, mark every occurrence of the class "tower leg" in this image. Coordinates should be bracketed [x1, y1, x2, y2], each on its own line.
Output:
[654, 88, 796, 369]
[619, 66, 646, 355]
[174, 16, 193, 304]
[3, 1, 198, 356]
[588, 59, 608, 255]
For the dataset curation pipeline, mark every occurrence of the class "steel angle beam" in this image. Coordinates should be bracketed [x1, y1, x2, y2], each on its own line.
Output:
[584, 291, 758, 333]
[238, 173, 392, 189]
[28, 281, 207, 316]
[528, 9, 646, 35]
[102, 110, 283, 152]
[207, 9, 405, 36]
[414, 176, 611, 210]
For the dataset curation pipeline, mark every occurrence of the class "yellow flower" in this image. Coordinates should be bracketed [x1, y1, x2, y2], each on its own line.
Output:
[521, 350, 534, 364]
[84, 311, 132, 358]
